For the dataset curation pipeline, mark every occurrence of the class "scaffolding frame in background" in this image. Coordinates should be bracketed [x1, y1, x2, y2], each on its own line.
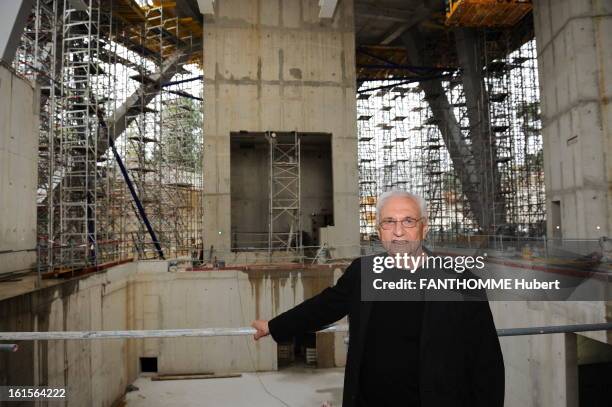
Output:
[12, 0, 204, 273]
[356, 39, 544, 243]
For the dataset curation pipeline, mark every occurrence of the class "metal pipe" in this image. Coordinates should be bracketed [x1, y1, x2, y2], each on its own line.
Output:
[0, 325, 347, 341]
[0, 344, 19, 352]
[497, 322, 612, 337]
[357, 73, 455, 94]
[161, 75, 203, 87]
[0, 322, 610, 341]
[108, 136, 165, 260]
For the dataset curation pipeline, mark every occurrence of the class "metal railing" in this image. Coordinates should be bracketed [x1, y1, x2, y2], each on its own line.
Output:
[1, 322, 610, 343]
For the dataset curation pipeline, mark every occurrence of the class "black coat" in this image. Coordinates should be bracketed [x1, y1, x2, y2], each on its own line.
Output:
[268, 254, 505, 407]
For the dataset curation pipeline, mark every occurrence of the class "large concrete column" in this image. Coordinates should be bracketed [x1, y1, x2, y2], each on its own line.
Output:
[0, 64, 39, 277]
[455, 27, 506, 232]
[202, 0, 360, 259]
[533, 0, 612, 239]
[402, 29, 497, 233]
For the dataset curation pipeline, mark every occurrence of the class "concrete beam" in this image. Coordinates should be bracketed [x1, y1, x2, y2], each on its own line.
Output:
[355, 2, 420, 22]
[0, 0, 34, 64]
[319, 0, 339, 19]
[196, 0, 215, 15]
[106, 49, 186, 146]
[376, 5, 432, 45]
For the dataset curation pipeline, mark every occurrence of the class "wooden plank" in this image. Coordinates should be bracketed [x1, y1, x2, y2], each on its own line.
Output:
[152, 373, 242, 381]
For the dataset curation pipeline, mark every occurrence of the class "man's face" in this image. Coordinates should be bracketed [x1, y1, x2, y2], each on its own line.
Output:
[377, 196, 428, 255]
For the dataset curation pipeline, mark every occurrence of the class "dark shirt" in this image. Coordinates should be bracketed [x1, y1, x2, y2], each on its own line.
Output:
[358, 300, 424, 407]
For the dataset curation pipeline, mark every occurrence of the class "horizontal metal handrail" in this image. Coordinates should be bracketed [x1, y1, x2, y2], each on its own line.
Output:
[1, 322, 610, 342]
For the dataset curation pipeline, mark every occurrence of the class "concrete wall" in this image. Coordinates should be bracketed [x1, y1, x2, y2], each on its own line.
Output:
[510, 2, 612, 404]
[231, 141, 270, 240]
[203, 0, 360, 259]
[132, 264, 344, 374]
[0, 64, 39, 277]
[2, 261, 608, 407]
[0, 263, 138, 407]
[301, 140, 334, 243]
[533, 0, 612, 239]
[0, 261, 347, 406]
[491, 300, 611, 407]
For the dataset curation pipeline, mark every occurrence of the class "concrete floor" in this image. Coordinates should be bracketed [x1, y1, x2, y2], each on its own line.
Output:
[125, 366, 344, 407]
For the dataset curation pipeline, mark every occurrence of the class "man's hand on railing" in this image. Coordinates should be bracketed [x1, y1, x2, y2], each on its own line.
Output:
[251, 320, 270, 340]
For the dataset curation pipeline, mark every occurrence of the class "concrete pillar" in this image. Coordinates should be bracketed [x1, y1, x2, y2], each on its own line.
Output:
[402, 29, 492, 232]
[455, 27, 506, 232]
[533, 0, 612, 239]
[491, 302, 586, 407]
[202, 0, 360, 259]
[0, 65, 39, 277]
[528, 331, 578, 407]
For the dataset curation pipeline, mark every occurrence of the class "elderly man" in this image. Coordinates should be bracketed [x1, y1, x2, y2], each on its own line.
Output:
[252, 190, 504, 407]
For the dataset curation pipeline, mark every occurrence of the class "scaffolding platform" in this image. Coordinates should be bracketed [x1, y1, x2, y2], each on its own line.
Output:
[445, 0, 532, 28]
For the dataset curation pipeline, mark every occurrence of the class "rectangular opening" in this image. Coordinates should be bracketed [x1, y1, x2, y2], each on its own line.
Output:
[140, 357, 158, 373]
[578, 335, 612, 406]
[277, 332, 317, 369]
[230, 132, 333, 251]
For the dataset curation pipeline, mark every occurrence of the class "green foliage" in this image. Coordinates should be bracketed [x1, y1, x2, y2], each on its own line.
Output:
[159, 97, 203, 171]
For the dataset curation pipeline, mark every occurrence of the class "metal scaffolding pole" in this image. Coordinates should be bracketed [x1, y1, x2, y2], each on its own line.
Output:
[10, 0, 205, 273]
[268, 131, 302, 254]
[57, 0, 102, 267]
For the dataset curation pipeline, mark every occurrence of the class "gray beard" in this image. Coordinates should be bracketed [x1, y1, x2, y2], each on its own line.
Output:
[382, 239, 423, 257]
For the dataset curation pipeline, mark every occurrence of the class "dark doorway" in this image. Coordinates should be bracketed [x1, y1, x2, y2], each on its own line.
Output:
[277, 332, 317, 368]
[579, 362, 612, 406]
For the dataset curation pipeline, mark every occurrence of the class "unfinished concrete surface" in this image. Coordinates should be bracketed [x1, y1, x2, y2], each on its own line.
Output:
[0, 1, 611, 406]
[0, 261, 347, 406]
[202, 0, 360, 260]
[0, 64, 39, 277]
[490, 300, 611, 407]
[533, 0, 612, 239]
[125, 366, 344, 407]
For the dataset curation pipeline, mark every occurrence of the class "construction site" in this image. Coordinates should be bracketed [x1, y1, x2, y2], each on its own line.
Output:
[0, 0, 610, 406]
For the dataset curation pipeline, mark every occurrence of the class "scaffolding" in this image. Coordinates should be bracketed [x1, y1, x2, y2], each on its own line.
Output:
[357, 92, 377, 239]
[56, 0, 103, 266]
[487, 36, 544, 235]
[356, 38, 545, 242]
[108, 0, 203, 260]
[11, 0, 545, 269]
[445, 0, 533, 28]
[12, 0, 204, 273]
[268, 131, 302, 253]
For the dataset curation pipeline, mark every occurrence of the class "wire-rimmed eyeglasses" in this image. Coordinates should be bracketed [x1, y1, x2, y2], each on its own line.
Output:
[378, 217, 423, 230]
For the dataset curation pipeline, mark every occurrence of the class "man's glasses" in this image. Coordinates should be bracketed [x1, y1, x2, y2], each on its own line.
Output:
[379, 217, 423, 230]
